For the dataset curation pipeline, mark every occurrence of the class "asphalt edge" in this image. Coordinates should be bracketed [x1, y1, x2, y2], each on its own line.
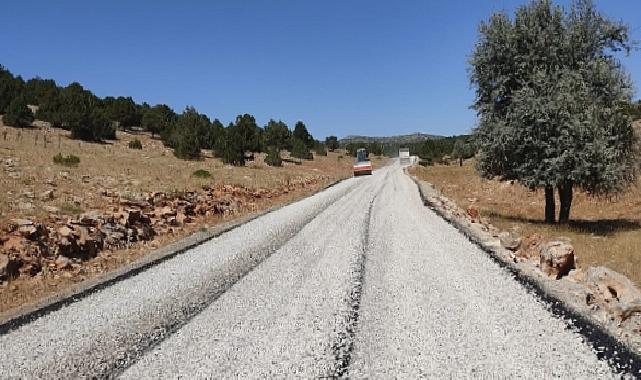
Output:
[0, 177, 348, 333]
[407, 171, 641, 378]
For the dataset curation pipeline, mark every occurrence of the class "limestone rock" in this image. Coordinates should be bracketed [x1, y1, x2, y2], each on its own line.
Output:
[539, 241, 575, 279]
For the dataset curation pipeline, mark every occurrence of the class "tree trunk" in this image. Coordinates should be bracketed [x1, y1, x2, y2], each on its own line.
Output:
[459, 157, 463, 167]
[558, 181, 573, 224]
[544, 186, 555, 224]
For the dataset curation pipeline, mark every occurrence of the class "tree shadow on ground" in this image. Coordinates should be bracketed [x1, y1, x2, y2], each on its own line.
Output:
[486, 211, 641, 236]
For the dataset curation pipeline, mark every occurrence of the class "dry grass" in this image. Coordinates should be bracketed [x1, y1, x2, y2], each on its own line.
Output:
[409, 161, 641, 287]
[0, 125, 384, 225]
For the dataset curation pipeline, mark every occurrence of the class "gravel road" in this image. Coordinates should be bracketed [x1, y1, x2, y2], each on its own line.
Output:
[0, 163, 620, 378]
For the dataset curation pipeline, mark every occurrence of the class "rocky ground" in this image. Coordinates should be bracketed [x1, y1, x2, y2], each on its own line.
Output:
[0, 124, 379, 313]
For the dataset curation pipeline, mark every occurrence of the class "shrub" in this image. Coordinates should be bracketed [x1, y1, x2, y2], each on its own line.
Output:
[192, 169, 211, 178]
[60, 202, 84, 215]
[128, 138, 143, 149]
[265, 146, 282, 167]
[53, 153, 80, 166]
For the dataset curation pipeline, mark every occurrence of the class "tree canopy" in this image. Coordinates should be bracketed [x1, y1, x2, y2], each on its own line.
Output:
[470, 0, 637, 223]
[325, 136, 339, 151]
[3, 96, 34, 128]
[0, 64, 319, 164]
[264, 119, 290, 151]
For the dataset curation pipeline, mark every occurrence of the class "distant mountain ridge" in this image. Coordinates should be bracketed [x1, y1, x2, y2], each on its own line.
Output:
[339, 132, 443, 145]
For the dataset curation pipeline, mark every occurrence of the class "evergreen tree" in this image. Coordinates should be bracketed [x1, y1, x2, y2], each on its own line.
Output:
[103, 96, 140, 129]
[23, 77, 58, 105]
[142, 104, 175, 138]
[293, 121, 314, 149]
[325, 135, 339, 151]
[265, 145, 283, 167]
[264, 119, 290, 151]
[3, 96, 34, 128]
[291, 137, 313, 160]
[0, 66, 24, 113]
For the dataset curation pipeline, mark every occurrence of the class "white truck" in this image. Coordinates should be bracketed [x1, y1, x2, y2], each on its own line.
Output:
[399, 148, 410, 165]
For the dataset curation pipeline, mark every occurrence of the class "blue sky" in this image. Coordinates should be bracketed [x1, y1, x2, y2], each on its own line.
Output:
[1, 1, 639, 138]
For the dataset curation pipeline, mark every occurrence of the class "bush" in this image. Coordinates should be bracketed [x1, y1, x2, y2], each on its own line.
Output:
[192, 169, 211, 178]
[53, 153, 80, 166]
[265, 146, 282, 167]
[128, 138, 142, 149]
[129, 139, 142, 149]
[3, 97, 34, 128]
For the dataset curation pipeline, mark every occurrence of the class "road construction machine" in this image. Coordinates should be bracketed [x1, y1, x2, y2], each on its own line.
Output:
[353, 148, 372, 176]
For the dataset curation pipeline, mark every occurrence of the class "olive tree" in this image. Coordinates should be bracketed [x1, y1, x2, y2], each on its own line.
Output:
[470, 0, 637, 224]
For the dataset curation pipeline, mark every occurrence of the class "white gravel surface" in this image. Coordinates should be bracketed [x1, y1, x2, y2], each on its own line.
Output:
[350, 167, 615, 378]
[0, 163, 621, 378]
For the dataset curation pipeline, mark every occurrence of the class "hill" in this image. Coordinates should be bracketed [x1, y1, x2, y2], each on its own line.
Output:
[339, 132, 443, 146]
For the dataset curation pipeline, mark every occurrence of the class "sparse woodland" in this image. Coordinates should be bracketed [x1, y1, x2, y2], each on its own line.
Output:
[0, 65, 321, 166]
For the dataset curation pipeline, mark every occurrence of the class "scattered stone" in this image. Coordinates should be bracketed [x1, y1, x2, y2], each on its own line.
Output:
[539, 241, 575, 279]
[58, 226, 73, 238]
[40, 190, 54, 201]
[586, 267, 641, 321]
[17, 201, 33, 211]
[0, 253, 21, 280]
[515, 234, 543, 260]
[466, 204, 480, 221]
[499, 232, 521, 251]
[55, 256, 72, 270]
[44, 205, 60, 213]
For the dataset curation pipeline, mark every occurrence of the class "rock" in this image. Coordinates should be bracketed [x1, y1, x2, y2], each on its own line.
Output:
[55, 256, 72, 270]
[515, 234, 543, 260]
[40, 190, 54, 201]
[586, 267, 641, 322]
[2, 236, 25, 251]
[539, 241, 575, 279]
[466, 205, 480, 221]
[566, 268, 587, 284]
[0, 253, 21, 280]
[176, 212, 193, 225]
[18, 201, 33, 211]
[10, 218, 33, 229]
[499, 232, 521, 251]
[58, 226, 73, 238]
[17, 225, 38, 238]
[44, 205, 60, 213]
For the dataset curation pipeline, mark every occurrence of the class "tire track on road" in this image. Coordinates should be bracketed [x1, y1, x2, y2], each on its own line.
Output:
[330, 170, 388, 378]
